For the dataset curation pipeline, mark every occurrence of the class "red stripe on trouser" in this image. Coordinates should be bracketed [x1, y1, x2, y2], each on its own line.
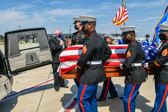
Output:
[78, 78, 80, 83]
[80, 85, 87, 112]
[103, 78, 110, 99]
[128, 84, 136, 112]
[157, 85, 168, 112]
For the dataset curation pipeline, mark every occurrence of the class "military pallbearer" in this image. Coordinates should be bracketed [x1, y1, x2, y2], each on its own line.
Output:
[150, 24, 168, 112]
[76, 16, 111, 112]
[120, 26, 147, 112]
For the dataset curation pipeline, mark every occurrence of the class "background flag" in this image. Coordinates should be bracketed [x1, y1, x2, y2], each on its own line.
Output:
[151, 5, 168, 47]
[112, 0, 129, 26]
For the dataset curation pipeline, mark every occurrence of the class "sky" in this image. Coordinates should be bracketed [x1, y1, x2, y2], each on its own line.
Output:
[0, 0, 168, 38]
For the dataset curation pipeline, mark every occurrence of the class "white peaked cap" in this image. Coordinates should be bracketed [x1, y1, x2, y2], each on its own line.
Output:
[120, 26, 136, 33]
[104, 33, 114, 40]
[73, 17, 80, 21]
[159, 24, 168, 32]
[73, 17, 81, 24]
[79, 15, 97, 22]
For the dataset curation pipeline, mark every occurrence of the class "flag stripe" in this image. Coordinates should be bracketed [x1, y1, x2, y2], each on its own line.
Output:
[60, 45, 158, 74]
[112, 6, 129, 26]
[60, 45, 127, 74]
[60, 54, 125, 63]
[60, 49, 126, 57]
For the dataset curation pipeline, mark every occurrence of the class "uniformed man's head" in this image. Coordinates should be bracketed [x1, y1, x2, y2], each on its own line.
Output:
[158, 24, 168, 42]
[104, 34, 114, 44]
[120, 26, 136, 44]
[80, 16, 97, 34]
[73, 17, 82, 31]
[55, 30, 62, 38]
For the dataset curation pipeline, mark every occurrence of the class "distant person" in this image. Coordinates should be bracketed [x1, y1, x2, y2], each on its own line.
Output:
[97, 34, 118, 101]
[103, 34, 115, 44]
[142, 34, 150, 45]
[32, 35, 35, 43]
[66, 38, 71, 48]
[49, 30, 68, 91]
[71, 17, 87, 45]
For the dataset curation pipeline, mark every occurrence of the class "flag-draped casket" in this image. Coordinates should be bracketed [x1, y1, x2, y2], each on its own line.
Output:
[59, 45, 158, 79]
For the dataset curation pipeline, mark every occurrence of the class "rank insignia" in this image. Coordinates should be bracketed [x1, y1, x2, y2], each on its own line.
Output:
[82, 45, 87, 54]
[126, 50, 131, 58]
[162, 48, 168, 56]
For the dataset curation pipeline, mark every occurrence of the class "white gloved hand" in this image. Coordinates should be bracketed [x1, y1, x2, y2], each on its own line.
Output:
[144, 63, 149, 68]
[120, 64, 123, 69]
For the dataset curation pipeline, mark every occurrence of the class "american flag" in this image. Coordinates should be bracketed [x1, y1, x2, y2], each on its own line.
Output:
[112, 5, 129, 26]
[60, 45, 127, 74]
[141, 45, 158, 64]
[59, 45, 158, 74]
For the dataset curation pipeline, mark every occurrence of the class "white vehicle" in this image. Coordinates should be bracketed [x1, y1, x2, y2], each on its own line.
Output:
[0, 28, 52, 100]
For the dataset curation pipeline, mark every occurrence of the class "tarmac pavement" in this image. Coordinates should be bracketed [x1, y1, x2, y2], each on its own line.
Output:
[0, 64, 167, 112]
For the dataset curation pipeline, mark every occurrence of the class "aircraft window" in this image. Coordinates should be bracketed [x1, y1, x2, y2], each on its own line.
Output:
[18, 35, 39, 51]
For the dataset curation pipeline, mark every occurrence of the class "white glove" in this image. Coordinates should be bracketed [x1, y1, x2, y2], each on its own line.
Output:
[120, 64, 123, 69]
[144, 63, 149, 68]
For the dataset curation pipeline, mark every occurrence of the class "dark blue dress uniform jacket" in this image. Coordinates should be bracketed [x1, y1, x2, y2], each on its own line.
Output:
[71, 31, 87, 45]
[154, 41, 168, 84]
[123, 41, 147, 84]
[77, 31, 111, 85]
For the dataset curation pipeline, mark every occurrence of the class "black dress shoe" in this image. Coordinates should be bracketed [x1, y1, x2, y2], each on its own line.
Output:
[97, 98, 106, 102]
[61, 84, 69, 88]
[54, 85, 60, 91]
[119, 97, 123, 100]
[74, 97, 77, 101]
[108, 96, 118, 99]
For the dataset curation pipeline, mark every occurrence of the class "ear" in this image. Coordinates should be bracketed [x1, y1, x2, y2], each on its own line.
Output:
[166, 33, 168, 38]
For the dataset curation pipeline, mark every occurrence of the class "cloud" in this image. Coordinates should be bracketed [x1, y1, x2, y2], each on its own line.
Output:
[98, 2, 120, 10]
[42, 8, 95, 16]
[49, 1, 67, 5]
[0, 10, 29, 24]
[0, 5, 97, 34]
[136, 17, 160, 22]
[99, 22, 113, 27]
[11, 4, 34, 10]
[0, 9, 45, 27]
[36, 0, 69, 5]
[36, 0, 46, 4]
[127, 0, 167, 9]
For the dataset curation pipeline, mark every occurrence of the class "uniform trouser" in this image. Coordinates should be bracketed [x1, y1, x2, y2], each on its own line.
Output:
[98, 77, 118, 100]
[123, 84, 141, 112]
[52, 63, 64, 86]
[74, 79, 80, 88]
[152, 84, 168, 112]
[77, 84, 98, 112]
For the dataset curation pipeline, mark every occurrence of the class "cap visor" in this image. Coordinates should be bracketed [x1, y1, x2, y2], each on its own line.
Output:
[80, 21, 88, 25]
[158, 30, 168, 33]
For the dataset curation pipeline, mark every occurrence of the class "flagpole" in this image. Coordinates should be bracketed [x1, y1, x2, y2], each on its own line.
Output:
[123, 0, 126, 26]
